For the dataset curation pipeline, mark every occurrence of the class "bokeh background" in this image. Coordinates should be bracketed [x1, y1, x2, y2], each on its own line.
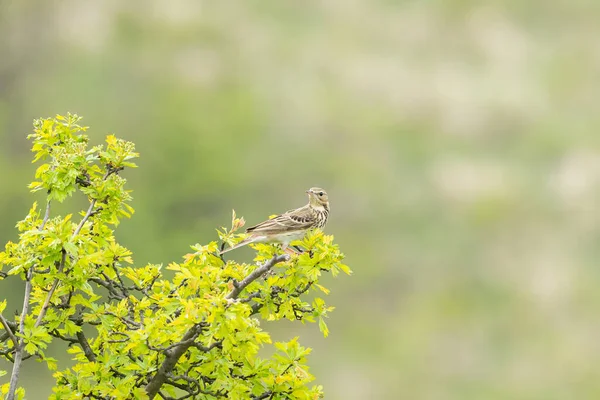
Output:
[2, 1, 600, 399]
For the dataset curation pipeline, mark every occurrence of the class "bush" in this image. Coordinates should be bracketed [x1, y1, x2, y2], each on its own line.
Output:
[0, 115, 351, 399]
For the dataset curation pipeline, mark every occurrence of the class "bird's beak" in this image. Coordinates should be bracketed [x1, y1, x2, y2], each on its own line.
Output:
[306, 189, 311, 194]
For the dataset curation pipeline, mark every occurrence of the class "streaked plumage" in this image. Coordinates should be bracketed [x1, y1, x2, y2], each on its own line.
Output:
[220, 187, 330, 254]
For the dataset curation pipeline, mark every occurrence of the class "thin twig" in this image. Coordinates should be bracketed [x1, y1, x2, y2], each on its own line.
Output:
[49, 330, 78, 344]
[73, 198, 98, 238]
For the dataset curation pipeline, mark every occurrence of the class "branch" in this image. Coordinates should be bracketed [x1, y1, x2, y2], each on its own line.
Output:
[90, 277, 126, 300]
[166, 373, 225, 399]
[226, 254, 289, 300]
[145, 324, 203, 398]
[104, 311, 140, 329]
[148, 337, 219, 354]
[165, 374, 200, 399]
[76, 332, 97, 362]
[40, 200, 51, 230]
[73, 197, 98, 238]
[252, 391, 273, 400]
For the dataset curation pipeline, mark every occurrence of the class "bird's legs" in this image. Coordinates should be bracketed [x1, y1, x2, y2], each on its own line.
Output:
[281, 243, 301, 255]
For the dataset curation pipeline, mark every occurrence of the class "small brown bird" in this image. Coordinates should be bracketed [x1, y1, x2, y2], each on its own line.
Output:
[220, 187, 330, 254]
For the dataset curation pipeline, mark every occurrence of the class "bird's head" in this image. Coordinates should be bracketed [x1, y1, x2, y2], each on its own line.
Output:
[306, 187, 329, 209]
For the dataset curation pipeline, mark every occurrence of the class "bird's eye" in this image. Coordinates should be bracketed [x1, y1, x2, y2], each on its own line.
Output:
[319, 192, 324, 196]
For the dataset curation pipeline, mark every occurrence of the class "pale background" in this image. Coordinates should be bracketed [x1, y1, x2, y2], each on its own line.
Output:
[2, 1, 600, 398]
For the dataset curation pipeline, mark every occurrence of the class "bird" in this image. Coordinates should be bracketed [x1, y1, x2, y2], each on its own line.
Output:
[220, 187, 330, 254]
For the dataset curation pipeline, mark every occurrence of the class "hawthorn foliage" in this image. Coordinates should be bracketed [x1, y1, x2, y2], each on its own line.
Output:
[0, 115, 351, 399]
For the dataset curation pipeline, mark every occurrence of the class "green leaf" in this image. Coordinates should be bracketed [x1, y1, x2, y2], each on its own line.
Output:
[24, 342, 38, 355]
[337, 263, 352, 275]
[7, 265, 24, 275]
[318, 317, 329, 338]
[63, 241, 78, 256]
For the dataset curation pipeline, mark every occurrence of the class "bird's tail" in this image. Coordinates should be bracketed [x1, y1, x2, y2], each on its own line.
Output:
[219, 237, 256, 255]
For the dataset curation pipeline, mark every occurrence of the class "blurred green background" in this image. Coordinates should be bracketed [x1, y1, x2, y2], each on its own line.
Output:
[2, 1, 600, 399]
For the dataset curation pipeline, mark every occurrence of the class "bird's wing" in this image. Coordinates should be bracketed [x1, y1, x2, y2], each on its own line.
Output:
[246, 205, 315, 235]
